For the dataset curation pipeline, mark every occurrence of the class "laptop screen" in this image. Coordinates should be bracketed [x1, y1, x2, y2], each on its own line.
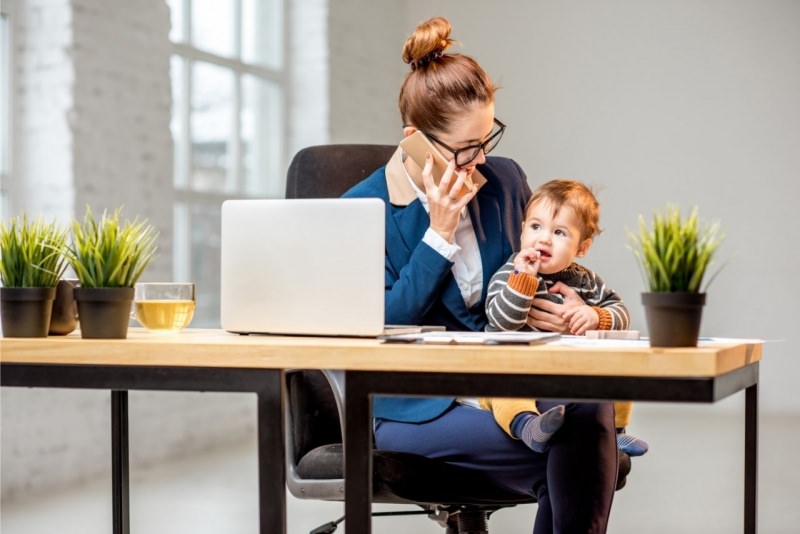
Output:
[220, 198, 386, 336]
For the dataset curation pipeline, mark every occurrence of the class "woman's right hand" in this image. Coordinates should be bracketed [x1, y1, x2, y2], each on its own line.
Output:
[422, 153, 477, 243]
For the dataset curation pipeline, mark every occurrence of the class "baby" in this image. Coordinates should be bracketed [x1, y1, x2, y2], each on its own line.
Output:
[483, 179, 648, 456]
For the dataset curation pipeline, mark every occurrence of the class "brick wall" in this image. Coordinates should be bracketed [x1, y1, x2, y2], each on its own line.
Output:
[1, 0, 252, 500]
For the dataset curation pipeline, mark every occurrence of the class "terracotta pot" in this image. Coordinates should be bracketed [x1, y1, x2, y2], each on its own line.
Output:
[74, 287, 135, 339]
[0, 287, 57, 338]
[641, 292, 706, 347]
[49, 279, 80, 335]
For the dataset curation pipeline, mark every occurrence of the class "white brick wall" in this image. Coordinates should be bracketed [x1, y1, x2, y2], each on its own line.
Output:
[1, 0, 253, 500]
[11, 0, 75, 226]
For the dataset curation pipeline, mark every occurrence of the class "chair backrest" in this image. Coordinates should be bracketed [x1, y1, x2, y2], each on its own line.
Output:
[283, 144, 392, 501]
[285, 144, 395, 199]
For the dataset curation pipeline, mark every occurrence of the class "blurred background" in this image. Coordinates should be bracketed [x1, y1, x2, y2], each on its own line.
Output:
[1, 0, 798, 532]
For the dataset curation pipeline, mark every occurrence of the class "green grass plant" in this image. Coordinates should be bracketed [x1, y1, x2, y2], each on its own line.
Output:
[67, 207, 158, 288]
[0, 215, 69, 288]
[627, 205, 724, 293]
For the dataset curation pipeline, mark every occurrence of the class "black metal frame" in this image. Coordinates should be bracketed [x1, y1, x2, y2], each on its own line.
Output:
[343, 364, 760, 534]
[0, 363, 286, 534]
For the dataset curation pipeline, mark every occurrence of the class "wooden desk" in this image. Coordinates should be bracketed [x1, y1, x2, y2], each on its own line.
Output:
[0, 330, 762, 534]
[337, 337, 762, 534]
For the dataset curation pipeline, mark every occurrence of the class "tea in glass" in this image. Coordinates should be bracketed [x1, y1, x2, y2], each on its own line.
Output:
[134, 283, 196, 332]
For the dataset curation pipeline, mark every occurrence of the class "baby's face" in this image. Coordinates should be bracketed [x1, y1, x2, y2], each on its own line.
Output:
[520, 200, 588, 274]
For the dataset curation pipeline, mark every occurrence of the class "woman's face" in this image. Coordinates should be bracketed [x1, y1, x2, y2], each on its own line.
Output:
[434, 103, 496, 178]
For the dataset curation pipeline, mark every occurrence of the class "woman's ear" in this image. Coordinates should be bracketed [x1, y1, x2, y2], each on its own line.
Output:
[402, 126, 418, 138]
[576, 238, 593, 258]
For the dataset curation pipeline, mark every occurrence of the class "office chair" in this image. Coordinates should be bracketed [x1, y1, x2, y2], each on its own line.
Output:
[284, 144, 632, 534]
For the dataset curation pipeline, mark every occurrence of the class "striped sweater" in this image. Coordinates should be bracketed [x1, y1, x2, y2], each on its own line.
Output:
[486, 254, 629, 332]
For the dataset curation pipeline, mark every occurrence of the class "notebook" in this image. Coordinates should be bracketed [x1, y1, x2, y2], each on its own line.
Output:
[220, 198, 388, 337]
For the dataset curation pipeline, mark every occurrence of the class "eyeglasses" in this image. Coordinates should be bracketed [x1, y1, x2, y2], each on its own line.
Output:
[422, 118, 506, 168]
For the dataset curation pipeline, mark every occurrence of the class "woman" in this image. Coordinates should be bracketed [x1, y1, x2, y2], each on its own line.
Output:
[343, 17, 618, 533]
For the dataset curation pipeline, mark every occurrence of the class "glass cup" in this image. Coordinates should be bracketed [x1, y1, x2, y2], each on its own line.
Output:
[133, 283, 196, 333]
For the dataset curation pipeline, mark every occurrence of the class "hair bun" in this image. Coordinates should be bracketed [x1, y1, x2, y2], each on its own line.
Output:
[410, 49, 444, 71]
[402, 17, 454, 70]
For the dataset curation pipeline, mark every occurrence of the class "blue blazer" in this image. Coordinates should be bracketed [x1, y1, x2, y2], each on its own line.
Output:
[343, 156, 532, 423]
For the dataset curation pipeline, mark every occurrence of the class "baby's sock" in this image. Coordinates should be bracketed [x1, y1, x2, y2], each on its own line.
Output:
[512, 405, 565, 453]
[616, 429, 649, 456]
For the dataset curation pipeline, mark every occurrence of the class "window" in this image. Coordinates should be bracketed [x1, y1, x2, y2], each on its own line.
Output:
[168, 0, 286, 326]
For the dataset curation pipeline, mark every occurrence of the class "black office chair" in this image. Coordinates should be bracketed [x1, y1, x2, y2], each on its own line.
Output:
[284, 145, 632, 534]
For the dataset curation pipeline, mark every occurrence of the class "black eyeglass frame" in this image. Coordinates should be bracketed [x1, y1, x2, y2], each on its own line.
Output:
[421, 118, 506, 168]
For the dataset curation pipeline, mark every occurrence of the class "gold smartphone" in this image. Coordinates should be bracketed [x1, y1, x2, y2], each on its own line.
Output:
[399, 130, 486, 199]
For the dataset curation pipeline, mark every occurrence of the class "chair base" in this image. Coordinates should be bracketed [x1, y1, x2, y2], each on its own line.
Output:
[309, 505, 496, 534]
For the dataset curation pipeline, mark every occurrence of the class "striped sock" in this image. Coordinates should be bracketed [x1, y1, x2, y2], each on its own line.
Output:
[515, 405, 566, 453]
[616, 429, 649, 456]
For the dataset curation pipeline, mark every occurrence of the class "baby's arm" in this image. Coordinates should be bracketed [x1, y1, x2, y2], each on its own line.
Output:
[486, 254, 540, 331]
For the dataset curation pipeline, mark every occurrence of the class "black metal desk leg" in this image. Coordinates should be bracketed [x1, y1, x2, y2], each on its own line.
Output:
[257, 372, 287, 534]
[744, 382, 758, 534]
[111, 390, 130, 534]
[344, 372, 374, 534]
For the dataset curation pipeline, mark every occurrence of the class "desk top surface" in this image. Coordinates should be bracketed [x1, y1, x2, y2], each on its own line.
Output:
[0, 328, 761, 378]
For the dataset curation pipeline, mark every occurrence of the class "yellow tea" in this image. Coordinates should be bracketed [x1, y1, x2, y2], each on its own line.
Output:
[134, 300, 195, 332]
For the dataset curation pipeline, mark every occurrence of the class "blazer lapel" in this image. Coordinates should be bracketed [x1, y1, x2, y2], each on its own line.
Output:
[390, 201, 429, 264]
[470, 182, 504, 305]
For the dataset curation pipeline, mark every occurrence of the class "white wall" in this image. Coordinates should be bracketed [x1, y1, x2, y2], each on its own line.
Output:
[332, 0, 800, 414]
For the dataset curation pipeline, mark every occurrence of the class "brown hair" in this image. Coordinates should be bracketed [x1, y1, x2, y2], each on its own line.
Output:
[526, 180, 602, 240]
[399, 17, 497, 134]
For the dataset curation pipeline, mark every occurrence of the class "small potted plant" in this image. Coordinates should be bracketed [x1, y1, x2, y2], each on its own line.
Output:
[66, 207, 158, 339]
[0, 216, 69, 337]
[627, 204, 724, 347]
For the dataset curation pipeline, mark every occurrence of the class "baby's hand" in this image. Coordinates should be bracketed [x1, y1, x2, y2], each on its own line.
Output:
[562, 305, 599, 335]
[513, 248, 541, 277]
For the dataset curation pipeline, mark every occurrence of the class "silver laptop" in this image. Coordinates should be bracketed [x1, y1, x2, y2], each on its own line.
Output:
[220, 198, 386, 336]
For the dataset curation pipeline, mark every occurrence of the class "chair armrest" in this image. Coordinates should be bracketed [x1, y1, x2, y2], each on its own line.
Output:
[321, 369, 346, 429]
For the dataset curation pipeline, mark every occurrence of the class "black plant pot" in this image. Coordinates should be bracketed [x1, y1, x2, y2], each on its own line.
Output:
[49, 279, 80, 335]
[73, 287, 135, 339]
[642, 292, 706, 347]
[0, 287, 57, 338]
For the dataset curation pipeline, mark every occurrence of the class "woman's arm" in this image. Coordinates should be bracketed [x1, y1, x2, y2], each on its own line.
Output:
[383, 240, 453, 325]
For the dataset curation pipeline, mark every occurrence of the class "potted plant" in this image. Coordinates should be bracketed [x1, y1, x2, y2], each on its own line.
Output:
[66, 207, 158, 339]
[0, 216, 69, 337]
[627, 204, 724, 347]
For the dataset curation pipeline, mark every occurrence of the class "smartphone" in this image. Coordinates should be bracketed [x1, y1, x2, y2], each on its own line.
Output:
[399, 130, 486, 199]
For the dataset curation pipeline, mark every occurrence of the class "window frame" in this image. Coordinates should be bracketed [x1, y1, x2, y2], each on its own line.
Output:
[169, 0, 289, 325]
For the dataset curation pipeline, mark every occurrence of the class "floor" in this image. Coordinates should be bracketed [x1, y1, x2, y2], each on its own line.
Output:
[2, 405, 799, 534]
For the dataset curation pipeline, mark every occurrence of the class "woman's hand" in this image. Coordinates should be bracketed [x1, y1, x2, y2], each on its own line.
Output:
[422, 154, 477, 243]
[528, 282, 587, 333]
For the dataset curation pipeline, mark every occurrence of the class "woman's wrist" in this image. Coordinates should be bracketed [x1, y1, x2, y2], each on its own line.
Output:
[422, 227, 460, 259]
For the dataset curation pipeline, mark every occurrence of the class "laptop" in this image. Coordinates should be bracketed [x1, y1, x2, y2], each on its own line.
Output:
[220, 198, 387, 336]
